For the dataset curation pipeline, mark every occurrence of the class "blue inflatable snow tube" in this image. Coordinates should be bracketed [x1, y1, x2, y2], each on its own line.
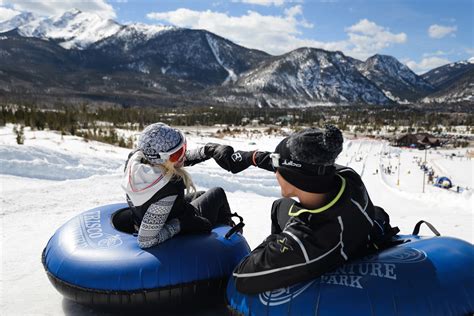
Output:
[227, 235, 474, 316]
[42, 203, 250, 308]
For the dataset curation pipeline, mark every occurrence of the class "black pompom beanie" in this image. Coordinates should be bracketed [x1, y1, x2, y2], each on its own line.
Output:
[275, 125, 343, 193]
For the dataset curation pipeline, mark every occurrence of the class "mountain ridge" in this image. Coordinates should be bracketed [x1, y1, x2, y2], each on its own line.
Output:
[421, 60, 474, 104]
[0, 9, 472, 107]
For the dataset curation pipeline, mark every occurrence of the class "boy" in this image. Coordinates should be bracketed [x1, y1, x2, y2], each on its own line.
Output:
[213, 125, 391, 294]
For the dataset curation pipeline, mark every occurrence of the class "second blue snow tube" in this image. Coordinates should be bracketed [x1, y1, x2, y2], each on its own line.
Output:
[227, 235, 474, 316]
[42, 203, 250, 308]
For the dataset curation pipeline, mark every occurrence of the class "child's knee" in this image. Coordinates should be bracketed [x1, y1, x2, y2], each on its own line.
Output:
[210, 187, 226, 197]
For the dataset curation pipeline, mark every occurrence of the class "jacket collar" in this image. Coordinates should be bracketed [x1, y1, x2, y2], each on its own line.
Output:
[288, 175, 346, 217]
[121, 151, 171, 206]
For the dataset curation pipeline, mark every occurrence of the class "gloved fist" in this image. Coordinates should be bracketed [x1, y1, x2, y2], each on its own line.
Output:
[179, 215, 212, 235]
[204, 143, 221, 158]
[229, 151, 254, 174]
[212, 145, 235, 172]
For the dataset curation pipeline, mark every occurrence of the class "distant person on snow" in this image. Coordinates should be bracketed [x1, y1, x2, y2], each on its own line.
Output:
[212, 125, 395, 294]
[121, 123, 235, 249]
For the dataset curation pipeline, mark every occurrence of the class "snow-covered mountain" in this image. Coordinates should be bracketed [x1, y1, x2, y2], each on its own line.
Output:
[0, 30, 79, 91]
[0, 8, 268, 84]
[422, 59, 474, 89]
[0, 11, 37, 31]
[421, 59, 474, 104]
[94, 23, 176, 52]
[357, 54, 434, 103]
[90, 28, 269, 85]
[0, 9, 471, 107]
[0, 29, 211, 107]
[0, 9, 122, 49]
[229, 48, 391, 106]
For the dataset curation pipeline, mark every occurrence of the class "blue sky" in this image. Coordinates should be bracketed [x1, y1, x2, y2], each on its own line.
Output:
[0, 0, 472, 73]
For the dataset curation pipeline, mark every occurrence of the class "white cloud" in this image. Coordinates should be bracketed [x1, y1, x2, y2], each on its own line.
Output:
[237, 0, 287, 6]
[284, 4, 313, 28]
[428, 24, 457, 39]
[0, 6, 20, 22]
[404, 56, 451, 74]
[2, 0, 116, 19]
[147, 6, 326, 55]
[345, 19, 407, 59]
[147, 8, 406, 59]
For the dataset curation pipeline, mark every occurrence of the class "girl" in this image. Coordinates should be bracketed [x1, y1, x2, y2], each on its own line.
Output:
[121, 123, 235, 249]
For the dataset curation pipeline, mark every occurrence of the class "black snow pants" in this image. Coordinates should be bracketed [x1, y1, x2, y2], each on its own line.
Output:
[186, 187, 233, 227]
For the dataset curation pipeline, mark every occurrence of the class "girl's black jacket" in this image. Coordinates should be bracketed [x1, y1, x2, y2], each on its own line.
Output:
[232, 152, 384, 294]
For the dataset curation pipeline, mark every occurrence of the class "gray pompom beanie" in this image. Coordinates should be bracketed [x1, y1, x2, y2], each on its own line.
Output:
[137, 123, 184, 164]
[275, 125, 343, 193]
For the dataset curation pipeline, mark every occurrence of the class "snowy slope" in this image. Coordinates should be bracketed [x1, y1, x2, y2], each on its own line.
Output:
[206, 33, 238, 84]
[1, 126, 472, 315]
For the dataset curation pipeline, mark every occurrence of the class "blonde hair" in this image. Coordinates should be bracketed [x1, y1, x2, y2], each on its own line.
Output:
[159, 160, 196, 194]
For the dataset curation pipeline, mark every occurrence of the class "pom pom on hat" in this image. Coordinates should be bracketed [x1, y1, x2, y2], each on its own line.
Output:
[285, 125, 343, 165]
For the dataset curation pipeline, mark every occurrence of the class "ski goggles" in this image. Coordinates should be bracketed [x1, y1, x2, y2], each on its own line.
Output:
[169, 141, 187, 163]
[269, 153, 331, 175]
[165, 132, 187, 163]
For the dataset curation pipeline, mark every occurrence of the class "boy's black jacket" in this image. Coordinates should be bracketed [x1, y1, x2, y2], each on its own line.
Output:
[233, 163, 381, 294]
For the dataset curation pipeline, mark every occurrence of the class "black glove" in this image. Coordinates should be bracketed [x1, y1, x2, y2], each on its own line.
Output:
[179, 215, 212, 235]
[212, 145, 255, 174]
[204, 142, 221, 158]
[212, 145, 235, 172]
[229, 150, 254, 173]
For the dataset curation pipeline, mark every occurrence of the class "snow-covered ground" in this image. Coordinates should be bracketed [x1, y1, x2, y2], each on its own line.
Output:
[0, 124, 472, 315]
